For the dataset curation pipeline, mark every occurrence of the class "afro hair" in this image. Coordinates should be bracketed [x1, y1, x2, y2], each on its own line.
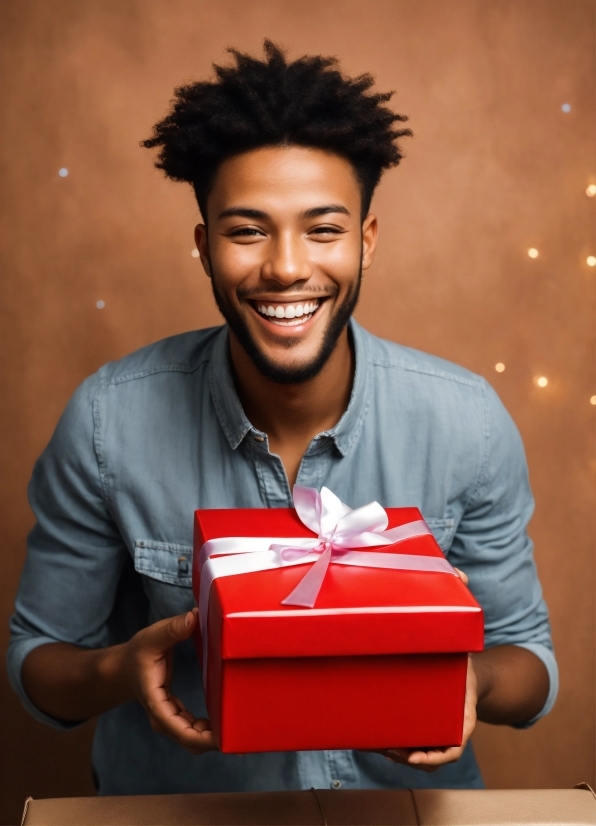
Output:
[143, 40, 412, 219]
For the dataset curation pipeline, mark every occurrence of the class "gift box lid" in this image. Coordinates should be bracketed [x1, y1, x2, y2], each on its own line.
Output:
[193, 507, 484, 659]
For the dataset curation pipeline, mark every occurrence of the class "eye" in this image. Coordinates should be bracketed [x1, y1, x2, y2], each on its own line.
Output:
[309, 225, 345, 238]
[227, 227, 265, 238]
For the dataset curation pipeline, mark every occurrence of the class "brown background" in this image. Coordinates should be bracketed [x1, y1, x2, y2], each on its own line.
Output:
[0, 0, 594, 823]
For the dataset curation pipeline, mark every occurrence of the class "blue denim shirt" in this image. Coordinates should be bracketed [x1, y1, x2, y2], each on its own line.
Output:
[8, 320, 557, 794]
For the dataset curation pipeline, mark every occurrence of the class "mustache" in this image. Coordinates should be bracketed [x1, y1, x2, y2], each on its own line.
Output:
[236, 285, 338, 301]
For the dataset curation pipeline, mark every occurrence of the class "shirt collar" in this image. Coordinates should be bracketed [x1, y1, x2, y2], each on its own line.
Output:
[209, 318, 371, 457]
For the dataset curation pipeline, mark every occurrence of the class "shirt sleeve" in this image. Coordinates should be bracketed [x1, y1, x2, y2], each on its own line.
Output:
[7, 371, 128, 729]
[447, 381, 558, 727]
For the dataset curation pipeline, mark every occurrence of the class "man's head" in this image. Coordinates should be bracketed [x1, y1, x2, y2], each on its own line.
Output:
[144, 42, 411, 383]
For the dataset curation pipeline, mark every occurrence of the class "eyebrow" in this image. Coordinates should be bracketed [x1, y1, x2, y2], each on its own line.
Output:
[300, 204, 351, 219]
[217, 204, 351, 220]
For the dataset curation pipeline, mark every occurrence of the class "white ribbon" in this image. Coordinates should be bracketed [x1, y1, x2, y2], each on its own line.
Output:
[196, 486, 456, 683]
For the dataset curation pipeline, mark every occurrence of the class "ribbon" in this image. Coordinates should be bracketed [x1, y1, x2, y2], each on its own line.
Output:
[196, 486, 456, 683]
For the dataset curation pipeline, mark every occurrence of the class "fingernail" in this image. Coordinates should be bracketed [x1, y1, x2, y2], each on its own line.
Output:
[184, 611, 192, 627]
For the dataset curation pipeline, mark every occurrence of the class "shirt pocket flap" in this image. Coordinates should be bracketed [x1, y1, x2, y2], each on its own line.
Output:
[423, 517, 456, 554]
[134, 540, 193, 588]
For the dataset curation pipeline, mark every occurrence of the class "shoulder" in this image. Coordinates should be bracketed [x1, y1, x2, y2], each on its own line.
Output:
[54, 326, 224, 434]
[93, 326, 224, 388]
[362, 326, 485, 391]
[357, 323, 515, 441]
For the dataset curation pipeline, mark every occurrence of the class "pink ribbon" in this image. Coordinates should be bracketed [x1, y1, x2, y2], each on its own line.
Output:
[273, 486, 438, 607]
[195, 487, 456, 683]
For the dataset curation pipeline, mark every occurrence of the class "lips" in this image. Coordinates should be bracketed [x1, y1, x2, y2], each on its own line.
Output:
[252, 299, 321, 327]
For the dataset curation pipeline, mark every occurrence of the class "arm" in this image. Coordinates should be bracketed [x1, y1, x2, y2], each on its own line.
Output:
[21, 608, 216, 754]
[8, 374, 215, 754]
[379, 384, 556, 770]
[474, 642, 549, 725]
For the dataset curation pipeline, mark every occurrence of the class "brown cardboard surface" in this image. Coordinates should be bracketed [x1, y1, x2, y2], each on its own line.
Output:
[20, 788, 596, 825]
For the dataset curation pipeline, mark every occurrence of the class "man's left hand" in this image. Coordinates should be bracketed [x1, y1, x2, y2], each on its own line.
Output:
[373, 655, 477, 772]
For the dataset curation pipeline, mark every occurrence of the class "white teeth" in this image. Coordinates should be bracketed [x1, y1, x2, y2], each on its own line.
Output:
[255, 299, 320, 321]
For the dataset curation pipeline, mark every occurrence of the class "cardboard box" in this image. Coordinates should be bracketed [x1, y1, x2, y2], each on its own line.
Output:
[193, 505, 483, 753]
[21, 787, 596, 825]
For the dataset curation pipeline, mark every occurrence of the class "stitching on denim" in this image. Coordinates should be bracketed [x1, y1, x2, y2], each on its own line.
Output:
[109, 357, 210, 386]
[134, 540, 192, 552]
[340, 391, 372, 455]
[92, 379, 114, 511]
[372, 358, 483, 389]
[461, 380, 491, 512]
[209, 355, 248, 448]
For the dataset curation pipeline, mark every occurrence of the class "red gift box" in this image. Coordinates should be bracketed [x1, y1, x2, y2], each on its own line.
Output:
[192, 499, 483, 754]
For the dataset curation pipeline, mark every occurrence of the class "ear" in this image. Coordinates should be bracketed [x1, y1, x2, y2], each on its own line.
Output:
[194, 223, 212, 278]
[361, 213, 378, 271]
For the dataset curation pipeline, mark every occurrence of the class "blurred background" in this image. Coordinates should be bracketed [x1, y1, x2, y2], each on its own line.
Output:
[0, 0, 594, 822]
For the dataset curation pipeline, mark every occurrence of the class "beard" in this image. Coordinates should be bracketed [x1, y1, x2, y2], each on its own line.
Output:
[210, 267, 362, 385]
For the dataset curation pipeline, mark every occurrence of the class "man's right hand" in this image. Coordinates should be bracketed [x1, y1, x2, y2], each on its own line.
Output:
[22, 607, 217, 756]
[121, 607, 217, 754]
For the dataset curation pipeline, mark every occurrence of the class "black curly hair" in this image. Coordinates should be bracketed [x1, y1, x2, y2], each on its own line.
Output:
[142, 41, 412, 220]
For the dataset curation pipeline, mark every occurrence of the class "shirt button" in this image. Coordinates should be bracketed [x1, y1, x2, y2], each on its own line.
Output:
[253, 435, 265, 442]
[178, 556, 189, 575]
[331, 780, 342, 789]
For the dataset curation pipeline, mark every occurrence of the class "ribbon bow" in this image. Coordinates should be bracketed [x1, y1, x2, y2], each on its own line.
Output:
[273, 486, 435, 608]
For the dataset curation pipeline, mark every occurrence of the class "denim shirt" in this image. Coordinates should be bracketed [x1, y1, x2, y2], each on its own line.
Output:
[8, 320, 557, 794]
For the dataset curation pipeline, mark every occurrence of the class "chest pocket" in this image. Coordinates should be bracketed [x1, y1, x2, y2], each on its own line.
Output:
[134, 540, 195, 621]
[134, 540, 193, 587]
[423, 517, 456, 554]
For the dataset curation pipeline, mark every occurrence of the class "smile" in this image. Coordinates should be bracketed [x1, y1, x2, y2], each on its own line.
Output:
[253, 299, 322, 327]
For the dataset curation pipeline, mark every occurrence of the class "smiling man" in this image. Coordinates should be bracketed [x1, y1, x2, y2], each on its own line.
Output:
[8, 42, 556, 795]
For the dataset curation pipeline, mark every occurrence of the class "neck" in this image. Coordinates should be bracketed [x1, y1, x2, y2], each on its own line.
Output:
[229, 327, 354, 448]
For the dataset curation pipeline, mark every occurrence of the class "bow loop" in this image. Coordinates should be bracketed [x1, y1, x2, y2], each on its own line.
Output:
[281, 486, 409, 607]
[334, 500, 389, 545]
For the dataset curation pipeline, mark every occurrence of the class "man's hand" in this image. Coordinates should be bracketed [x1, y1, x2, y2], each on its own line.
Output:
[367, 565, 550, 771]
[22, 608, 217, 756]
[375, 656, 478, 772]
[121, 607, 217, 755]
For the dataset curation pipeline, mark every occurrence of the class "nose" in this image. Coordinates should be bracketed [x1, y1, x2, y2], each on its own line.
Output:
[261, 230, 311, 285]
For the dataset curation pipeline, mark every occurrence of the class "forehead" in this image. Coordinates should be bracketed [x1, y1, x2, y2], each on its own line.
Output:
[208, 145, 361, 216]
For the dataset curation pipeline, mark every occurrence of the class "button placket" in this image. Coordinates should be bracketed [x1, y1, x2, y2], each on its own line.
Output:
[248, 436, 293, 507]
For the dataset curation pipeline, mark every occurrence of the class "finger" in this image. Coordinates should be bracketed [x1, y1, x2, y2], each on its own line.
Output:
[453, 567, 469, 585]
[382, 750, 439, 773]
[141, 608, 199, 654]
[407, 746, 463, 766]
[151, 703, 217, 751]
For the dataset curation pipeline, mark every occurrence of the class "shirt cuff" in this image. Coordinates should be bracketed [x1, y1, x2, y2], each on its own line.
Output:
[511, 642, 559, 728]
[7, 636, 85, 731]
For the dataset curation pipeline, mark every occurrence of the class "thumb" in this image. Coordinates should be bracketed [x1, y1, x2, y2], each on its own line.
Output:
[144, 608, 199, 652]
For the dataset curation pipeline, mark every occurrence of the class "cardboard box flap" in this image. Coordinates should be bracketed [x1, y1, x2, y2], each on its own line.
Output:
[194, 508, 484, 659]
[21, 788, 596, 825]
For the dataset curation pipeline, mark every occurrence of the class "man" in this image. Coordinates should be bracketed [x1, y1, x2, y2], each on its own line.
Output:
[8, 41, 555, 795]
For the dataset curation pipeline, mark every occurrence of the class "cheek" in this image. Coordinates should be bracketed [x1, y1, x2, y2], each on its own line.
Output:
[312, 239, 361, 281]
[212, 242, 264, 288]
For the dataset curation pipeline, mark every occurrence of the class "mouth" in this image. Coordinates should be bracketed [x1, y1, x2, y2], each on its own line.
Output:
[250, 298, 324, 327]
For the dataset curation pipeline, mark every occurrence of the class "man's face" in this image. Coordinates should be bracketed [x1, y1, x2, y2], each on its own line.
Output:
[195, 145, 378, 383]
